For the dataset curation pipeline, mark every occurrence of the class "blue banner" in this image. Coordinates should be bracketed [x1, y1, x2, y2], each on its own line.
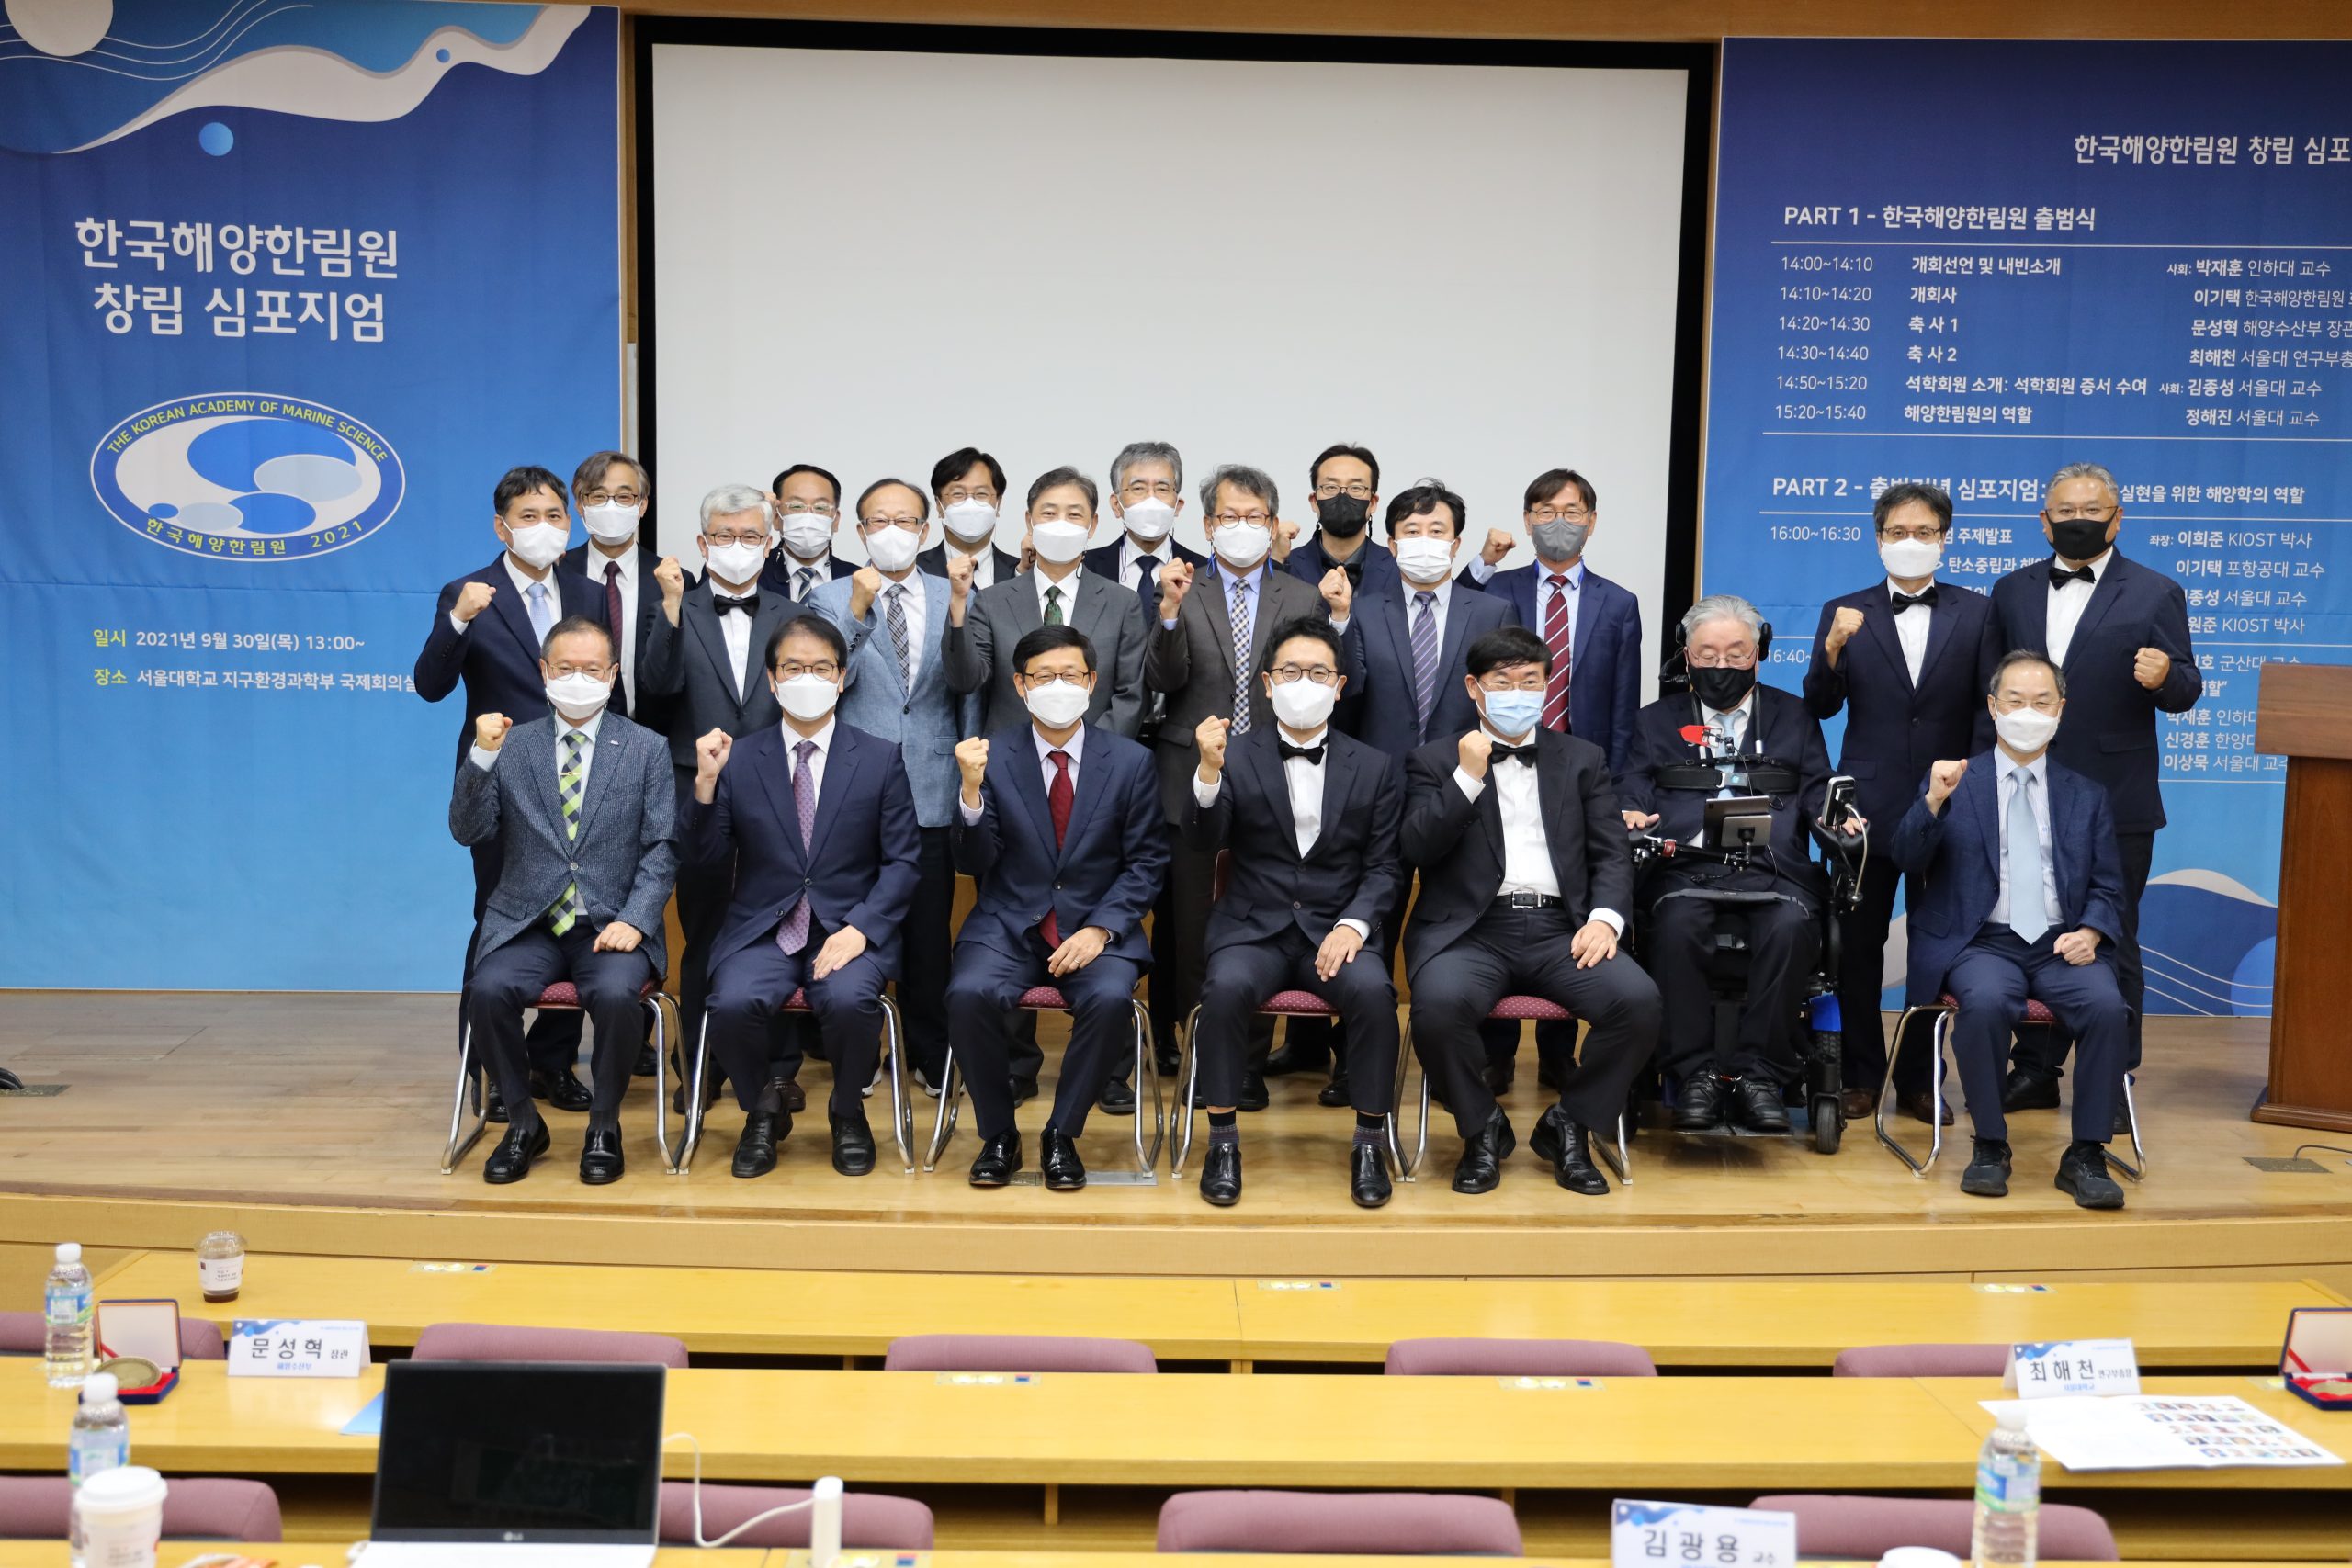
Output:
[0, 2, 619, 988]
[1705, 38, 2352, 1019]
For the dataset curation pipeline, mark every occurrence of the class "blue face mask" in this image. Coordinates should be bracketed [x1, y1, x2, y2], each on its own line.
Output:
[1481, 689, 1543, 739]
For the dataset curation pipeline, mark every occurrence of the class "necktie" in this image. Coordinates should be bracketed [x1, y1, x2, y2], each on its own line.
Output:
[714, 593, 759, 617]
[884, 582, 911, 688]
[1040, 750, 1073, 946]
[547, 729, 587, 934]
[1278, 740, 1327, 765]
[795, 566, 818, 602]
[774, 739, 820, 956]
[1136, 555, 1159, 604]
[1491, 743, 1538, 766]
[1892, 586, 1939, 612]
[526, 580, 552, 642]
[2007, 771, 2049, 943]
[1044, 584, 1064, 626]
[2049, 563, 2094, 587]
[604, 562, 628, 712]
[1541, 574, 1574, 732]
[1409, 591, 1440, 732]
[1228, 577, 1254, 735]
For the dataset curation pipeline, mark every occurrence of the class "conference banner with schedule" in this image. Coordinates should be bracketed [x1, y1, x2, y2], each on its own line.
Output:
[1704, 38, 2352, 1018]
[0, 3, 619, 987]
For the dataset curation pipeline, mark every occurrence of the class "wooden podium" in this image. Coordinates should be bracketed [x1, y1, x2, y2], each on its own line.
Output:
[2252, 662, 2352, 1131]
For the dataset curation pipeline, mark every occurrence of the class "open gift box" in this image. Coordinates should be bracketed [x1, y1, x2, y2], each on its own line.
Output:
[2281, 1305, 2352, 1411]
[96, 1298, 184, 1404]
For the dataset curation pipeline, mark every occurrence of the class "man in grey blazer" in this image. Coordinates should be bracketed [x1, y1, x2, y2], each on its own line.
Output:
[810, 477, 982, 1089]
[453, 616, 677, 1186]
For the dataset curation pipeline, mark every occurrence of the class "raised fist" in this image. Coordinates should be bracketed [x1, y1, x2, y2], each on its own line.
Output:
[955, 735, 990, 790]
[652, 557, 684, 604]
[1458, 728, 1493, 779]
[2133, 645, 2171, 690]
[1158, 558, 1196, 620]
[455, 581, 496, 623]
[945, 550, 977, 617]
[1826, 604, 1866, 653]
[850, 564, 883, 621]
[1195, 715, 1231, 778]
[1481, 527, 1514, 566]
[695, 728, 734, 782]
[1272, 517, 1300, 562]
[1926, 757, 1968, 807]
[474, 713, 513, 750]
[1318, 566, 1351, 620]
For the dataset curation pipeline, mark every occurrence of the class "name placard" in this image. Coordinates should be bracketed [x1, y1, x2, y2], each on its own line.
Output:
[2005, 1337, 2141, 1398]
[1611, 1499, 1795, 1566]
[227, 1318, 369, 1378]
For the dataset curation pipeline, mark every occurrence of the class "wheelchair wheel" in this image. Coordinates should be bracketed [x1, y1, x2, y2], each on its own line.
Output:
[1811, 1094, 1842, 1155]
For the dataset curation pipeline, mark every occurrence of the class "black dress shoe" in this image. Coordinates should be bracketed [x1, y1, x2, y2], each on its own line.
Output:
[1670, 1074, 1726, 1131]
[1261, 1043, 1329, 1077]
[1041, 1127, 1087, 1191]
[1548, 1121, 1610, 1196]
[731, 1111, 786, 1179]
[483, 1077, 510, 1125]
[2002, 1066, 2062, 1111]
[530, 1066, 594, 1112]
[1451, 1109, 1517, 1194]
[831, 1111, 876, 1177]
[1484, 1058, 1516, 1097]
[1198, 1141, 1241, 1206]
[969, 1129, 1023, 1187]
[1154, 1043, 1182, 1078]
[632, 1043, 657, 1077]
[1961, 1136, 2012, 1198]
[1098, 1076, 1136, 1115]
[579, 1123, 625, 1185]
[1317, 1072, 1351, 1109]
[774, 1076, 806, 1115]
[1351, 1141, 1393, 1208]
[1010, 1076, 1040, 1106]
[482, 1119, 549, 1184]
[1237, 1072, 1270, 1112]
[2054, 1140, 2126, 1210]
[2113, 1101, 2134, 1138]
[1530, 1102, 1569, 1164]
[1730, 1076, 1792, 1134]
[1896, 1089, 1956, 1126]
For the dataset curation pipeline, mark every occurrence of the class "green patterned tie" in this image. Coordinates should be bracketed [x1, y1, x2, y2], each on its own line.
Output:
[547, 728, 588, 934]
[1044, 584, 1064, 626]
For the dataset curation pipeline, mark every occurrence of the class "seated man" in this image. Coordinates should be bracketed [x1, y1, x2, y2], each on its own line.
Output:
[452, 616, 677, 1186]
[1183, 616, 1405, 1209]
[1400, 626, 1661, 1196]
[1889, 649, 2130, 1210]
[683, 614, 922, 1179]
[946, 625, 1169, 1191]
[1621, 594, 1856, 1134]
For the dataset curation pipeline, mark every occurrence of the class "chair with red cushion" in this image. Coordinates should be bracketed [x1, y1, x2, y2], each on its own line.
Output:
[443, 978, 683, 1175]
[1389, 997, 1631, 1185]
[1751, 1493, 2117, 1558]
[1157, 1490, 1521, 1555]
[413, 1321, 689, 1368]
[883, 1332, 1156, 1373]
[668, 987, 912, 1176]
[1874, 994, 2143, 1179]
[1170, 988, 1401, 1178]
[922, 987, 1160, 1176]
[1830, 1342, 2009, 1378]
[0, 1476, 281, 1541]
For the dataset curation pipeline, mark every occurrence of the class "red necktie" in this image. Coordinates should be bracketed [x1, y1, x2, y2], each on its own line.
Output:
[1040, 749, 1073, 946]
[604, 561, 628, 712]
[1541, 574, 1573, 732]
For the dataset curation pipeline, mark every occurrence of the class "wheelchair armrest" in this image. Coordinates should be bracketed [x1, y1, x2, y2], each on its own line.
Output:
[1808, 816, 1868, 913]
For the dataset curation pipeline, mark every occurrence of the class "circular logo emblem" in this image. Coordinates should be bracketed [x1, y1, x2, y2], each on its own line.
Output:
[91, 392, 404, 560]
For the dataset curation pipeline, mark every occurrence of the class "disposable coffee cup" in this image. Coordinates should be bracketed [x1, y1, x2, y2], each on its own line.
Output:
[74, 1464, 166, 1568]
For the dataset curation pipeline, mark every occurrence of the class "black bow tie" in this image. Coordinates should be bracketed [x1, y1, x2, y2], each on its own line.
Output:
[714, 593, 759, 617]
[2049, 564, 2095, 588]
[1278, 741, 1327, 765]
[1891, 586, 1938, 613]
[1490, 743, 1538, 766]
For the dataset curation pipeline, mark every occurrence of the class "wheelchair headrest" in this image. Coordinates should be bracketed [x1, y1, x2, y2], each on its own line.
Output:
[1658, 613, 1773, 696]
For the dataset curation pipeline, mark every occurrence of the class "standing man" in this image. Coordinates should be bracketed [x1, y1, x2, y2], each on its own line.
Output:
[562, 450, 682, 729]
[762, 464, 855, 602]
[1282, 442, 1397, 603]
[1803, 482, 1997, 1122]
[1989, 461, 2199, 1112]
[918, 447, 1020, 591]
[415, 465, 611, 1121]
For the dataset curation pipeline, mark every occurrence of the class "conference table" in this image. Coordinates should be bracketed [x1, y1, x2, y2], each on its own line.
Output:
[0, 1554, 2316, 1568]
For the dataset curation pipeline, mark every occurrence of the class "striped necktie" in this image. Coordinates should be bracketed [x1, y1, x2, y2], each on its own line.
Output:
[885, 582, 911, 688]
[1409, 591, 1440, 732]
[1228, 575, 1254, 734]
[1541, 574, 1573, 731]
[547, 728, 588, 934]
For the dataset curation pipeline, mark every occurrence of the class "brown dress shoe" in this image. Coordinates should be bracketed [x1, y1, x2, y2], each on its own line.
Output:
[1896, 1089, 1956, 1126]
[1839, 1087, 1877, 1121]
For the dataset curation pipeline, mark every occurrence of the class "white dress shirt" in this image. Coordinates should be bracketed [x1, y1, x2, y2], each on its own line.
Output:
[1469, 556, 1585, 648]
[776, 715, 837, 807]
[1191, 727, 1370, 939]
[1886, 575, 1932, 685]
[1991, 747, 2063, 932]
[1033, 564, 1085, 625]
[1398, 574, 1457, 648]
[1451, 725, 1623, 935]
[779, 550, 834, 602]
[1119, 537, 1173, 595]
[469, 707, 605, 788]
[589, 543, 641, 703]
[707, 573, 761, 701]
[873, 572, 928, 686]
[960, 719, 1086, 824]
[446, 553, 559, 637]
[2044, 547, 2113, 666]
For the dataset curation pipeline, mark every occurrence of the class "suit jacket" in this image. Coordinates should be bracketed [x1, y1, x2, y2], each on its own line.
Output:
[1145, 562, 1328, 822]
[414, 556, 611, 764]
[1801, 580, 1999, 830]
[950, 723, 1169, 965]
[635, 579, 792, 768]
[942, 569, 1147, 739]
[1082, 537, 1206, 606]
[1340, 581, 1520, 760]
[1464, 561, 1643, 772]
[1181, 728, 1404, 954]
[1618, 682, 1834, 900]
[1988, 551, 2200, 834]
[807, 571, 980, 827]
[917, 541, 1021, 587]
[1888, 750, 2126, 1006]
[1284, 534, 1400, 601]
[680, 719, 922, 977]
[760, 550, 855, 600]
[561, 540, 693, 732]
[1396, 726, 1632, 979]
[448, 713, 677, 974]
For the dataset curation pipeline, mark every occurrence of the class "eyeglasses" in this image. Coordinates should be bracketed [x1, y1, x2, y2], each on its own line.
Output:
[579, 489, 644, 507]
[1120, 480, 1179, 500]
[777, 501, 837, 518]
[705, 531, 768, 548]
[545, 664, 610, 680]
[1878, 525, 1946, 542]
[2044, 505, 2117, 524]
[1271, 663, 1340, 685]
[864, 515, 924, 532]
[1686, 651, 1757, 670]
[775, 660, 840, 681]
[942, 486, 996, 504]
[1993, 694, 2062, 714]
[1477, 672, 1548, 692]
[1527, 506, 1590, 525]
[1215, 512, 1273, 527]
[1314, 481, 1374, 501]
[1021, 671, 1091, 687]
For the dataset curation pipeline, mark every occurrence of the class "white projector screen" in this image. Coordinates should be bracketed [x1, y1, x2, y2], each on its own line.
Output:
[649, 36, 1692, 687]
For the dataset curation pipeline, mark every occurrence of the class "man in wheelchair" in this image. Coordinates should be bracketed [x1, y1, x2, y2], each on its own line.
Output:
[1620, 594, 1865, 1137]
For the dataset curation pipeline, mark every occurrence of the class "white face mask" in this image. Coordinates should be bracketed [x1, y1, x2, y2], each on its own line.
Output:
[1879, 536, 1943, 580]
[545, 671, 612, 722]
[1213, 521, 1271, 570]
[1994, 706, 2060, 754]
[777, 672, 840, 722]
[582, 502, 639, 546]
[1023, 679, 1091, 728]
[1120, 498, 1175, 542]
[1395, 536, 1456, 584]
[703, 539, 766, 587]
[505, 521, 568, 570]
[1031, 519, 1090, 565]
[1269, 677, 1338, 730]
[779, 517, 832, 559]
[865, 525, 921, 573]
[943, 499, 999, 544]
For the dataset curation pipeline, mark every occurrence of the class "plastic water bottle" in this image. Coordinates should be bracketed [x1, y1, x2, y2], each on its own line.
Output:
[68, 1372, 130, 1489]
[1971, 1408, 2041, 1566]
[45, 1241, 95, 1388]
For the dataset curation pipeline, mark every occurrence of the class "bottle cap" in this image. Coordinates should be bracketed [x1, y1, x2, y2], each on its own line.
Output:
[55, 1242, 81, 1264]
[81, 1372, 119, 1402]
[1996, 1407, 2030, 1431]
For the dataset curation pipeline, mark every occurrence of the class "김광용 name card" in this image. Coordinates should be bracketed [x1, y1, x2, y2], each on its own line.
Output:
[227, 1318, 369, 1378]
[1611, 1499, 1796, 1566]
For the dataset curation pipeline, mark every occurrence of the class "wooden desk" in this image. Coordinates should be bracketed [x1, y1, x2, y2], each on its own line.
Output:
[3, 1550, 764, 1567]
[802, 1560, 2310, 1568]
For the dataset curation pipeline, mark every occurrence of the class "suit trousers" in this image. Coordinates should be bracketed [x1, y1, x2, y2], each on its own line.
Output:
[1195, 928, 1397, 1115]
[1152, 829, 1272, 1075]
[1408, 906, 1660, 1140]
[1835, 852, 1931, 1097]
[467, 922, 653, 1127]
[895, 826, 956, 1083]
[706, 922, 886, 1119]
[1648, 883, 1820, 1082]
[945, 935, 1144, 1142]
[673, 764, 792, 1087]
[463, 836, 585, 1070]
[1946, 925, 2126, 1144]
[2014, 829, 2154, 1078]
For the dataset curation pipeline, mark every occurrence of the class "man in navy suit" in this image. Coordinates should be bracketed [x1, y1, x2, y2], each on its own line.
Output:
[561, 450, 688, 735]
[1888, 650, 2131, 1210]
[1988, 461, 2200, 1107]
[917, 447, 1021, 592]
[683, 614, 922, 1179]
[762, 464, 857, 603]
[1803, 482, 1998, 1123]
[415, 465, 611, 1115]
[945, 625, 1170, 1191]
[1281, 442, 1399, 603]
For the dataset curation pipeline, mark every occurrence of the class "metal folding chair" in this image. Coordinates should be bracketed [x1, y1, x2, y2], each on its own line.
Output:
[1390, 996, 1631, 1185]
[1874, 993, 2144, 1179]
[1167, 989, 1405, 1178]
[922, 986, 1162, 1176]
[443, 979, 680, 1174]
[667, 988, 914, 1175]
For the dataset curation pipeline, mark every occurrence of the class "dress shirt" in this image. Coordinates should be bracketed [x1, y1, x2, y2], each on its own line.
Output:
[1191, 727, 1370, 939]
[870, 571, 928, 686]
[1886, 575, 1932, 685]
[447, 553, 560, 637]
[590, 542, 641, 702]
[779, 550, 835, 602]
[1167, 557, 1270, 632]
[961, 718, 1088, 825]
[2045, 547, 2114, 666]
[1033, 564, 1085, 624]
[469, 707, 605, 791]
[1693, 690, 1758, 846]
[1397, 573, 1457, 648]
[707, 571, 761, 701]
[1470, 555, 1586, 649]
[776, 715, 837, 807]
[1451, 724, 1623, 935]
[1119, 536, 1174, 595]
[1990, 746, 2062, 932]
[949, 542, 998, 592]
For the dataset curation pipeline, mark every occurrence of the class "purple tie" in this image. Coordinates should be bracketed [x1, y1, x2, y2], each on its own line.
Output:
[774, 739, 819, 955]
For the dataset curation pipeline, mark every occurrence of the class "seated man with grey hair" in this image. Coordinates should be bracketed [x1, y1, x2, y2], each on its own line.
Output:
[1619, 593, 1854, 1134]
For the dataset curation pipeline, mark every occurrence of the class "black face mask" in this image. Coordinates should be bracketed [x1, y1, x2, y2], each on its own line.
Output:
[1691, 665, 1757, 714]
[2048, 516, 2113, 564]
[1317, 494, 1370, 538]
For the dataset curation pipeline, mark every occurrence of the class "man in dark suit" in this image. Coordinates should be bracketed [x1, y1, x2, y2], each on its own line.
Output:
[682, 614, 922, 1179]
[1182, 617, 1405, 1209]
[450, 616, 676, 1185]
[415, 465, 611, 1117]
[761, 464, 856, 603]
[917, 446, 1021, 592]
[561, 450, 688, 733]
[1401, 626, 1662, 1196]
[1888, 650, 2132, 1210]
[944, 626, 1169, 1190]
[1622, 595, 1857, 1134]
[1146, 463, 1329, 1111]
[1281, 441, 1398, 603]
[1802, 481, 1998, 1123]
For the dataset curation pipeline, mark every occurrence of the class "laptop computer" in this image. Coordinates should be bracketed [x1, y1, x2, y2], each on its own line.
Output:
[361, 1360, 665, 1567]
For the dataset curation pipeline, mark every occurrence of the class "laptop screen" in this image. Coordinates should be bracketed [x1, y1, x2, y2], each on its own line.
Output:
[371, 1361, 666, 1543]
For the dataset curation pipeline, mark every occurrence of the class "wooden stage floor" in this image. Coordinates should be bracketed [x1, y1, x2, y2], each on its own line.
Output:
[2, 992, 2347, 1285]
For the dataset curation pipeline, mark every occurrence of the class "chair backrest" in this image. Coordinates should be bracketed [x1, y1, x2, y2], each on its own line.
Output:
[412, 1322, 689, 1369]
[0, 1476, 282, 1541]
[657, 1482, 933, 1549]
[1158, 1490, 1521, 1556]
[882, 1333, 1155, 1373]
[0, 1313, 224, 1362]
[1751, 1494, 2117, 1559]
[1385, 1337, 1657, 1378]
[1831, 1342, 2009, 1378]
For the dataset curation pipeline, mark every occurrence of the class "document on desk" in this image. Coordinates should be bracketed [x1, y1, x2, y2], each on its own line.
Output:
[1980, 1394, 2343, 1471]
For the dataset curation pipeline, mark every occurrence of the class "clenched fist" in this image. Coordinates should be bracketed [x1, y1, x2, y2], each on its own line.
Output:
[1272, 517, 1300, 562]
[455, 581, 497, 623]
[1319, 566, 1351, 621]
[1158, 558, 1196, 622]
[695, 728, 733, 782]
[2133, 646, 2171, 690]
[1925, 757, 1968, 810]
[474, 712, 513, 750]
[945, 550, 977, 621]
[956, 735, 990, 806]
[849, 564, 883, 621]
[1824, 604, 1866, 657]
[1195, 715, 1231, 782]
[1480, 527, 1514, 566]
[1458, 728, 1493, 780]
[652, 556, 684, 604]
